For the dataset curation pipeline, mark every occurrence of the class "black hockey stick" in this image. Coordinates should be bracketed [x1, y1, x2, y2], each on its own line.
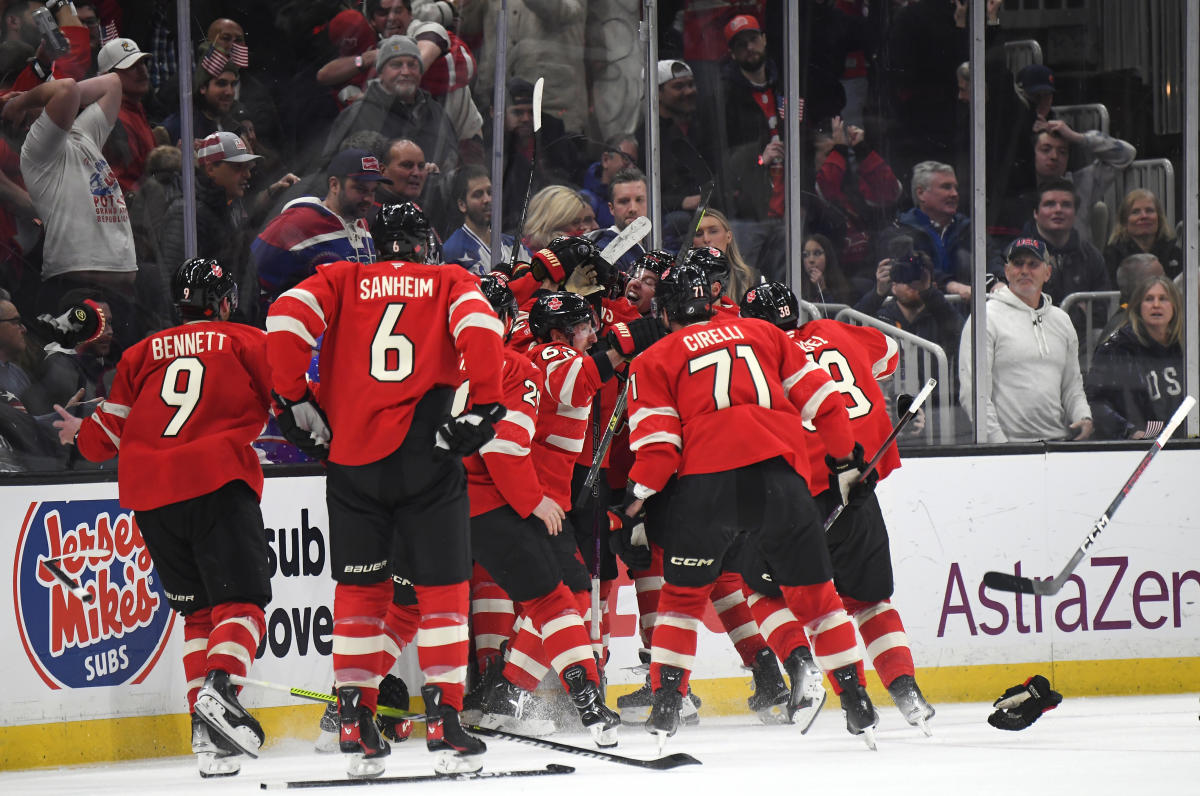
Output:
[983, 394, 1194, 596]
[40, 558, 95, 603]
[508, 76, 544, 272]
[466, 724, 700, 770]
[673, 180, 715, 267]
[823, 378, 936, 533]
[261, 764, 575, 790]
[574, 380, 629, 511]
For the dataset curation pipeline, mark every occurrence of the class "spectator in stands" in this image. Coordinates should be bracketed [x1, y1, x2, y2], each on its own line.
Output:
[252, 148, 386, 311]
[1096, 252, 1164, 343]
[813, 115, 903, 289]
[1025, 179, 1110, 339]
[376, 137, 431, 207]
[1103, 188, 1182, 281]
[321, 35, 460, 177]
[159, 132, 263, 323]
[522, 185, 597, 251]
[23, 289, 114, 417]
[200, 16, 283, 167]
[995, 122, 1136, 241]
[692, 209, 760, 303]
[589, 168, 649, 274]
[1086, 275, 1184, 440]
[580, 134, 637, 230]
[2, 0, 89, 88]
[97, 38, 153, 194]
[160, 43, 247, 145]
[4, 72, 139, 350]
[884, 161, 1000, 302]
[858, 248, 962, 359]
[798, 232, 853, 306]
[636, 60, 720, 250]
[0, 295, 30, 402]
[441, 164, 524, 275]
[958, 237, 1093, 443]
[73, 2, 102, 70]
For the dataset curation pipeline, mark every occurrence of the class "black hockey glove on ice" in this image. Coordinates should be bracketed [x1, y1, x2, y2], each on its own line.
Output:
[435, 402, 506, 457]
[826, 442, 872, 505]
[608, 494, 652, 571]
[273, 389, 332, 460]
[375, 673, 413, 742]
[987, 675, 1062, 731]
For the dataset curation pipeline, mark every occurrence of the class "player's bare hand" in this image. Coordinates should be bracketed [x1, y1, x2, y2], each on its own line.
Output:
[52, 404, 82, 446]
[533, 496, 565, 535]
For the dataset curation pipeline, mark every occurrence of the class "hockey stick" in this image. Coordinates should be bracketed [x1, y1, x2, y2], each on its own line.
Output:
[261, 764, 575, 790]
[230, 675, 428, 721]
[673, 181, 715, 267]
[508, 77, 544, 272]
[983, 394, 1195, 596]
[822, 378, 936, 533]
[600, 215, 652, 265]
[40, 558, 95, 603]
[574, 380, 629, 511]
[466, 724, 701, 770]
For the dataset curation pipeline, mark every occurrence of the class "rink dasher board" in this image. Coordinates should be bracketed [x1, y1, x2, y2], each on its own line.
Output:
[1, 449, 1197, 768]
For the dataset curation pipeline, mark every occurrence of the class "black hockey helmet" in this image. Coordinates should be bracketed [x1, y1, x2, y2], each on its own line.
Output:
[740, 280, 801, 330]
[373, 201, 441, 264]
[656, 263, 714, 324]
[532, 235, 614, 288]
[528, 291, 595, 342]
[685, 246, 730, 296]
[632, 249, 674, 279]
[173, 257, 237, 319]
[479, 272, 518, 330]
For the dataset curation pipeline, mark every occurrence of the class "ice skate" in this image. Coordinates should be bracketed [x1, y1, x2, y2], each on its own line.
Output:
[191, 712, 241, 778]
[461, 653, 502, 725]
[783, 646, 827, 733]
[423, 684, 486, 774]
[646, 666, 685, 751]
[832, 665, 879, 751]
[888, 674, 935, 736]
[747, 647, 791, 725]
[314, 698, 340, 753]
[564, 663, 620, 748]
[477, 673, 556, 736]
[194, 670, 264, 758]
[337, 686, 391, 779]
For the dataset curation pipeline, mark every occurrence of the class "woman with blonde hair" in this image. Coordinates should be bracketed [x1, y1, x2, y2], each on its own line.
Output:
[1103, 188, 1182, 280]
[521, 185, 598, 250]
[691, 209, 761, 303]
[1085, 275, 1184, 439]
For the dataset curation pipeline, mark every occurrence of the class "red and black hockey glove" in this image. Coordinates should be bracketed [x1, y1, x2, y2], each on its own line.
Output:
[375, 673, 413, 742]
[826, 442, 873, 505]
[987, 675, 1062, 731]
[607, 494, 651, 571]
[29, 299, 106, 348]
[434, 402, 506, 458]
[605, 317, 667, 358]
[273, 389, 332, 460]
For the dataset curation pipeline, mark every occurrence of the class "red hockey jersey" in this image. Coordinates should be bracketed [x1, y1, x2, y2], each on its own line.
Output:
[788, 320, 901, 493]
[465, 349, 547, 518]
[627, 315, 853, 492]
[266, 259, 504, 466]
[527, 341, 606, 507]
[75, 321, 271, 511]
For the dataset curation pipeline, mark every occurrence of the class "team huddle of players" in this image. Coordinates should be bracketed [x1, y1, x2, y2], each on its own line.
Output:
[56, 206, 934, 780]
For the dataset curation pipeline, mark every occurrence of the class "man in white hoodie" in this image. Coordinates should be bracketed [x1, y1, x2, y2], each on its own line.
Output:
[958, 237, 1094, 443]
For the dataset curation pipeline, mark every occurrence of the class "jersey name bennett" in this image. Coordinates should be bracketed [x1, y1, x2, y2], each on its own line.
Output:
[150, 330, 230, 361]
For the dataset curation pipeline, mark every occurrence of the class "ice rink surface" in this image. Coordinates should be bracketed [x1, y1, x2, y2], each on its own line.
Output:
[4, 694, 1196, 796]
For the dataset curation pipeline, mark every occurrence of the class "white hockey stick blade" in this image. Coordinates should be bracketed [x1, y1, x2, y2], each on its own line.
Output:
[600, 216, 652, 265]
[532, 77, 544, 133]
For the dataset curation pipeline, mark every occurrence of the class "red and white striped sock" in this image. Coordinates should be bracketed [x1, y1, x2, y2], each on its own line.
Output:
[380, 600, 419, 674]
[207, 601, 265, 682]
[333, 580, 392, 712]
[649, 581, 713, 694]
[710, 572, 766, 666]
[630, 547, 664, 649]
[845, 597, 914, 688]
[781, 582, 861, 688]
[470, 563, 515, 672]
[503, 613, 550, 691]
[524, 583, 598, 688]
[183, 608, 213, 712]
[415, 582, 470, 709]
[743, 590, 810, 663]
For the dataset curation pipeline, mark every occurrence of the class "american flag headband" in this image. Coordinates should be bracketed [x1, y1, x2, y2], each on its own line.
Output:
[200, 41, 250, 77]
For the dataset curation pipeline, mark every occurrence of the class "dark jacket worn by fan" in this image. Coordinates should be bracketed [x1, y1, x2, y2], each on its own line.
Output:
[1085, 325, 1183, 440]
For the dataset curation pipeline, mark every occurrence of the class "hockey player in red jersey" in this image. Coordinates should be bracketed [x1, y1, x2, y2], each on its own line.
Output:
[618, 262, 874, 746]
[265, 203, 505, 778]
[54, 259, 273, 778]
[464, 275, 621, 747]
[739, 280, 935, 737]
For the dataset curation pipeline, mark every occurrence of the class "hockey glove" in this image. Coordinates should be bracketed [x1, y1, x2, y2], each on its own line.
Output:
[564, 263, 604, 297]
[29, 299, 105, 348]
[608, 495, 651, 571]
[375, 673, 413, 742]
[826, 442, 871, 505]
[987, 675, 1062, 731]
[434, 402, 506, 458]
[605, 317, 667, 358]
[273, 389, 332, 460]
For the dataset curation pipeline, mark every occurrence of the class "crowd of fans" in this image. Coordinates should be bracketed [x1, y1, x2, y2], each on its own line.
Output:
[0, 0, 1189, 471]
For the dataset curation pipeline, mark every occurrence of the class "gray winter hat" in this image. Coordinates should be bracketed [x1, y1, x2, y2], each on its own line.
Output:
[376, 35, 423, 74]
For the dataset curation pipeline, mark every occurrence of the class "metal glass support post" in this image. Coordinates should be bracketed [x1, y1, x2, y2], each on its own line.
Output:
[643, 0, 662, 250]
[968, 0, 988, 444]
[176, 0, 196, 260]
[784, 1, 804, 288]
[1183, 1, 1199, 434]
[489, 0, 509, 262]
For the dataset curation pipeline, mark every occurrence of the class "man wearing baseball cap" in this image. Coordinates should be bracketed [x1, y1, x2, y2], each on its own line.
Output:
[98, 38, 153, 192]
[958, 235, 1093, 443]
[253, 148, 391, 311]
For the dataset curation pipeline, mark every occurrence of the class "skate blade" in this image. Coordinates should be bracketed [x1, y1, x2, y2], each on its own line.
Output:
[914, 714, 933, 737]
[654, 730, 668, 756]
[618, 705, 650, 725]
[346, 753, 387, 779]
[196, 752, 241, 779]
[477, 713, 556, 737]
[194, 696, 261, 758]
[434, 751, 484, 775]
[794, 690, 828, 735]
[589, 724, 619, 748]
[754, 703, 793, 726]
[314, 729, 341, 754]
[860, 726, 878, 751]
